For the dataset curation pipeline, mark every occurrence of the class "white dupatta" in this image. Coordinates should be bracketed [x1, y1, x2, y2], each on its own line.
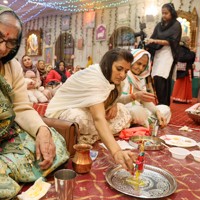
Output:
[45, 64, 115, 118]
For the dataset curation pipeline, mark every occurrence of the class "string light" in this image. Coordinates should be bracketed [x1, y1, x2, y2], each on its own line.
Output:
[8, 0, 129, 23]
[23, 6, 47, 23]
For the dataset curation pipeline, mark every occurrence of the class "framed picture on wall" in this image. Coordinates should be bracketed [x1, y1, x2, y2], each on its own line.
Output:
[96, 24, 106, 41]
[62, 16, 70, 31]
[25, 29, 42, 56]
[44, 47, 52, 65]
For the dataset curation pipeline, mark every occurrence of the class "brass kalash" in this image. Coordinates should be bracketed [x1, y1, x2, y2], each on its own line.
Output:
[72, 144, 92, 174]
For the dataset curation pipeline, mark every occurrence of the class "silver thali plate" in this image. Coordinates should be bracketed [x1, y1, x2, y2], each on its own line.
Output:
[105, 165, 177, 199]
[129, 136, 165, 151]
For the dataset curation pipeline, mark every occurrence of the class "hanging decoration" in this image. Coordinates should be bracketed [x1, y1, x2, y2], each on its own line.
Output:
[188, 0, 194, 12]
[54, 15, 57, 44]
[128, 3, 131, 28]
[77, 12, 84, 50]
[68, 14, 72, 47]
[108, 9, 112, 39]
[114, 7, 118, 30]
[74, 13, 78, 42]
[134, 4, 138, 30]
[178, 0, 183, 10]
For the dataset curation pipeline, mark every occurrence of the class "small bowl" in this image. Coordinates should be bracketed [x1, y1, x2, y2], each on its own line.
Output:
[169, 147, 190, 159]
[191, 150, 200, 162]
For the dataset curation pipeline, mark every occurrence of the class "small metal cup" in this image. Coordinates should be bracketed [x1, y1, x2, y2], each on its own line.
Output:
[54, 169, 76, 200]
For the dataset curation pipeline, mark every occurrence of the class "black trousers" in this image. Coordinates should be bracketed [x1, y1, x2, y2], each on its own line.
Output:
[153, 76, 172, 106]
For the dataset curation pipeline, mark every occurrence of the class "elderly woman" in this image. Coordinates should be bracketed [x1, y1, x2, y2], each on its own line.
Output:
[0, 5, 69, 199]
[119, 49, 171, 128]
[46, 48, 136, 171]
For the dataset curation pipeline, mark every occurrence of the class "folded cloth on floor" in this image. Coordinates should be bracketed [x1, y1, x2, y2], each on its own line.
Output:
[119, 127, 150, 140]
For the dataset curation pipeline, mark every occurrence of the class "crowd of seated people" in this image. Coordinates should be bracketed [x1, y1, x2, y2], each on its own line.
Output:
[20, 56, 78, 102]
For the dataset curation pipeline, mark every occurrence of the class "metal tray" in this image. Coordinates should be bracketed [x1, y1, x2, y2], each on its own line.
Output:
[105, 165, 177, 199]
[129, 136, 165, 150]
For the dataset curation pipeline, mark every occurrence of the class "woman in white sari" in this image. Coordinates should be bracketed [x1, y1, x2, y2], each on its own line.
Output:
[46, 48, 136, 171]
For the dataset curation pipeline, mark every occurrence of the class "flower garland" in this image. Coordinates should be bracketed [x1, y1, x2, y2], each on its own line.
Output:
[54, 15, 57, 44]
[114, 7, 118, 30]
[108, 9, 112, 39]
[178, 0, 183, 10]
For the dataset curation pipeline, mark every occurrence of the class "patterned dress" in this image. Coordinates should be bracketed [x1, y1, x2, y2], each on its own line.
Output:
[0, 75, 69, 199]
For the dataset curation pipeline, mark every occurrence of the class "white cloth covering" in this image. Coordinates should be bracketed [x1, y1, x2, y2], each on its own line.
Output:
[151, 46, 173, 79]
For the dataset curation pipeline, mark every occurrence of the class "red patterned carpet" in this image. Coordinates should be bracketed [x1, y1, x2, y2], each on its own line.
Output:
[16, 99, 200, 200]
[169, 98, 200, 130]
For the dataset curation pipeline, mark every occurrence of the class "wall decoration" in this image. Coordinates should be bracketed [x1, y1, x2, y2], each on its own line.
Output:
[96, 24, 106, 41]
[62, 15, 70, 31]
[45, 28, 52, 46]
[44, 47, 53, 65]
[84, 11, 95, 29]
[25, 29, 42, 56]
[118, 6, 129, 24]
[77, 38, 84, 50]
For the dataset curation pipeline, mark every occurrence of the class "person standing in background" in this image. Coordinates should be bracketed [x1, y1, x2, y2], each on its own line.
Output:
[146, 3, 182, 106]
[172, 36, 196, 103]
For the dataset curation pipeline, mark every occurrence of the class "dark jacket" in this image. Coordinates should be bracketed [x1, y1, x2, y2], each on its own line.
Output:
[176, 45, 195, 79]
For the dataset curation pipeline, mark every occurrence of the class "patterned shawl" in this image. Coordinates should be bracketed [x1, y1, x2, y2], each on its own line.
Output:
[0, 74, 18, 143]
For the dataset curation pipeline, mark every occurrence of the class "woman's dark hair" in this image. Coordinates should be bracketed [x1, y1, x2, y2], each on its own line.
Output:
[162, 3, 178, 20]
[55, 60, 67, 83]
[56, 60, 66, 70]
[0, 11, 22, 64]
[100, 48, 133, 82]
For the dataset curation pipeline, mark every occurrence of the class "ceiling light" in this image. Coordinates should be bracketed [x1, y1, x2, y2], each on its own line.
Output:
[3, 0, 9, 4]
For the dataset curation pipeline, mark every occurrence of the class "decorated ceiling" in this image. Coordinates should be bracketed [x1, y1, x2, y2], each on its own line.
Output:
[3, 0, 129, 23]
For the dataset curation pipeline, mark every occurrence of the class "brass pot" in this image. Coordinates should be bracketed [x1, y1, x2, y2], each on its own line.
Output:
[72, 144, 92, 174]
